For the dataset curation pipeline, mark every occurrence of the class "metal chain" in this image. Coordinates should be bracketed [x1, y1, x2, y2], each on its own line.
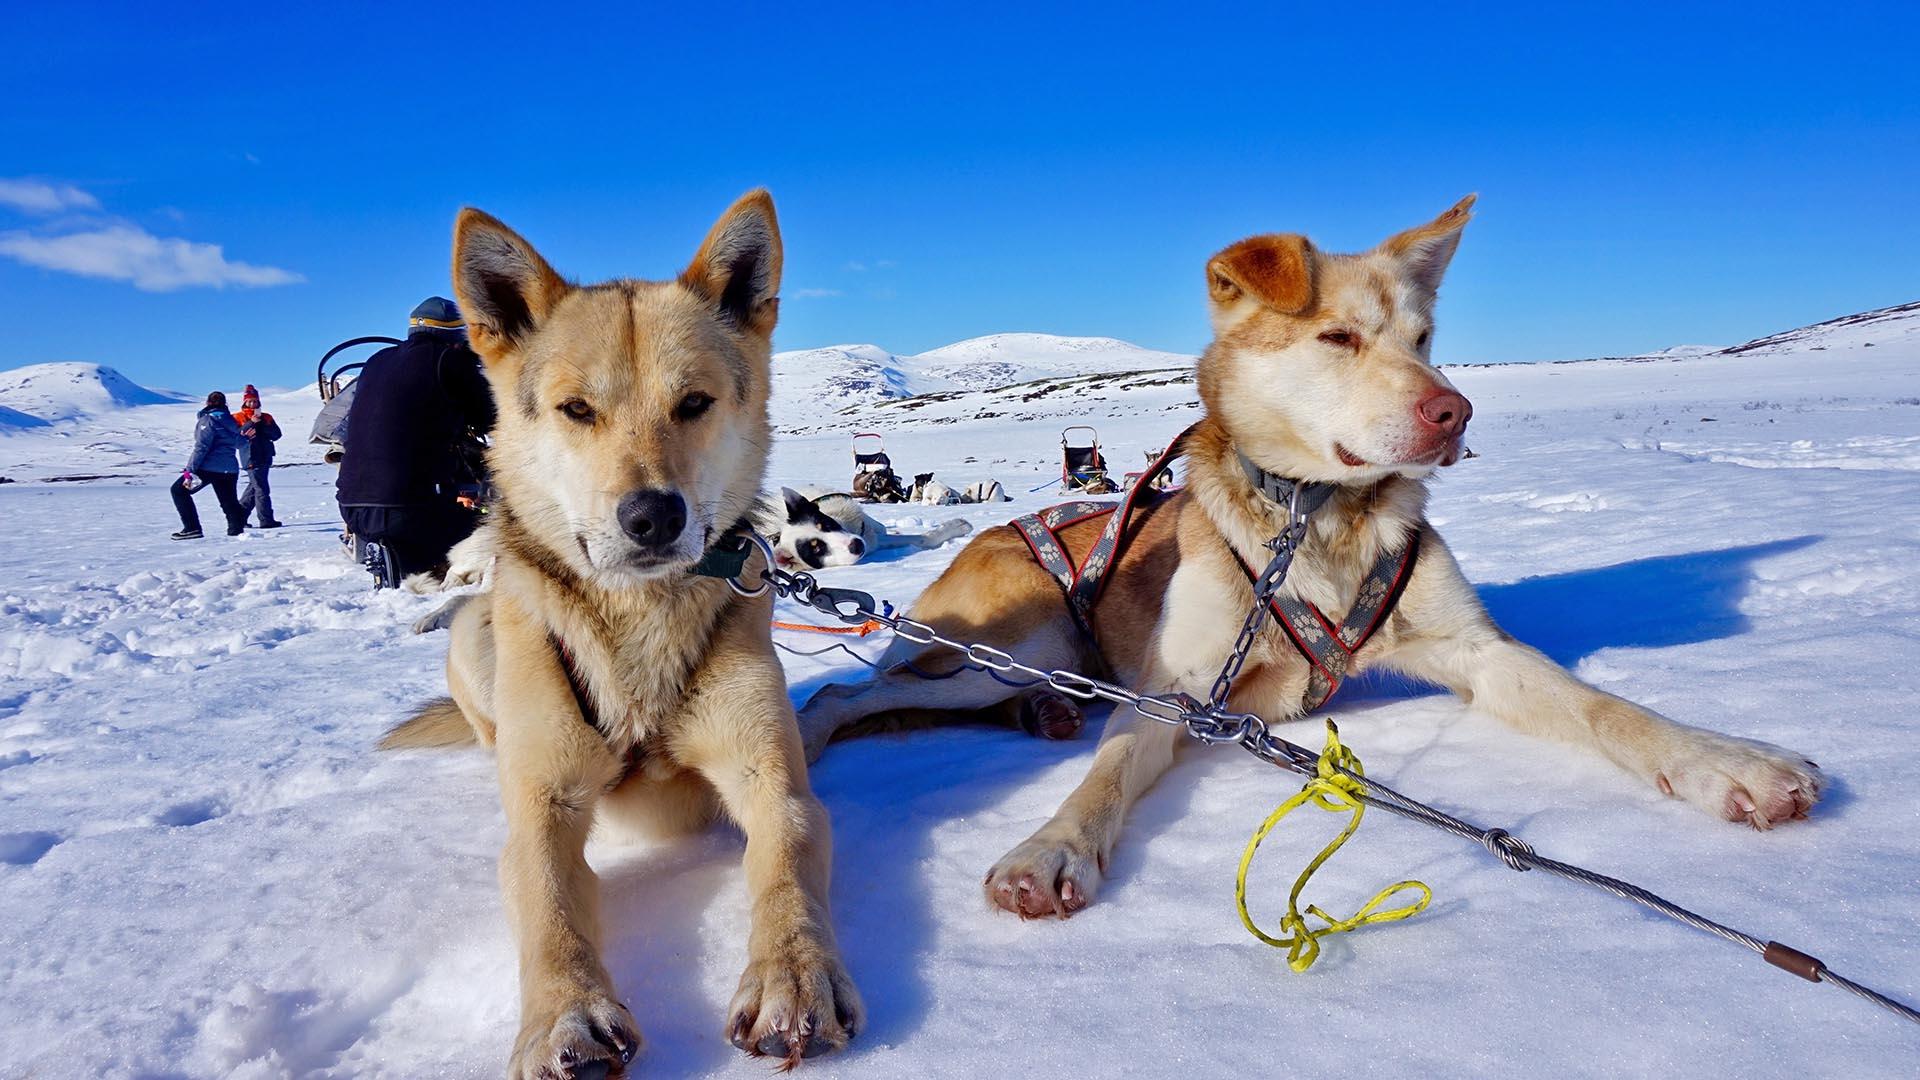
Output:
[1206, 483, 1309, 708]
[730, 529, 1920, 1028]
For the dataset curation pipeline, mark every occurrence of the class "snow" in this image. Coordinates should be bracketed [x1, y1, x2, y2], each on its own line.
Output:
[2, 305, 1918, 1077]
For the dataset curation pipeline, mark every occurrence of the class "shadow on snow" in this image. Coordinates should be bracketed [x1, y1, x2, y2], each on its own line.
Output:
[589, 534, 1821, 1069]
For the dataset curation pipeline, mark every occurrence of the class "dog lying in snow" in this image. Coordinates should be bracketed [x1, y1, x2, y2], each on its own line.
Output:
[757, 486, 972, 569]
[908, 474, 1010, 506]
[798, 196, 1824, 923]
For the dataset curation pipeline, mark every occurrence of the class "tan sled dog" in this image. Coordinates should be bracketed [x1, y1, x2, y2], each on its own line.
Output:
[799, 196, 1824, 920]
[381, 192, 861, 1075]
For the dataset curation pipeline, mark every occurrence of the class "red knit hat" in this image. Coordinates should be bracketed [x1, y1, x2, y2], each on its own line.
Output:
[242, 384, 260, 405]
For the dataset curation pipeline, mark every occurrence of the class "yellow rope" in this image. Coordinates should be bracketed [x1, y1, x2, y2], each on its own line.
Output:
[1235, 720, 1432, 971]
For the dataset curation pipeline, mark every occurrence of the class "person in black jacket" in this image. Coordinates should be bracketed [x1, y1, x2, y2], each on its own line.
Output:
[171, 391, 250, 540]
[335, 297, 495, 578]
[232, 384, 283, 528]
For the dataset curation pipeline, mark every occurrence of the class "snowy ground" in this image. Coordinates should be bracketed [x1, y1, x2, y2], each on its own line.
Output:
[3, 314, 1918, 1077]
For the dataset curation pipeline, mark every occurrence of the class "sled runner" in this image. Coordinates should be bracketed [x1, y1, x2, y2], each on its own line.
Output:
[1060, 425, 1118, 494]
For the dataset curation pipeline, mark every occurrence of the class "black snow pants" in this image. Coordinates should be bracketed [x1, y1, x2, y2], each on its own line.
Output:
[237, 465, 276, 526]
[172, 470, 246, 534]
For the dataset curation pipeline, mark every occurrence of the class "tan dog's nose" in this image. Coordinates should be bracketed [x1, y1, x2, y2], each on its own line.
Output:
[618, 489, 687, 548]
[1416, 389, 1473, 437]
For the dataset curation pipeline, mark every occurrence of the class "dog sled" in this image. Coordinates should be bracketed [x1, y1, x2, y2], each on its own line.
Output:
[850, 432, 908, 503]
[1060, 425, 1118, 494]
[308, 336, 401, 464]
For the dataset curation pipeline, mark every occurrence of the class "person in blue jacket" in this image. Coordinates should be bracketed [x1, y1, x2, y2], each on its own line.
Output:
[170, 391, 249, 540]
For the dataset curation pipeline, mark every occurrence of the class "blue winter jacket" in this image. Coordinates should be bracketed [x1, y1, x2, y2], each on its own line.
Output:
[186, 406, 246, 474]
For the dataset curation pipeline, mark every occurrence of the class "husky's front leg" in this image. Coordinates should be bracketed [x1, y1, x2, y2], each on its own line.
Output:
[490, 600, 640, 1079]
[676, 612, 862, 1066]
[983, 696, 1185, 917]
[982, 560, 1234, 918]
[1383, 532, 1823, 828]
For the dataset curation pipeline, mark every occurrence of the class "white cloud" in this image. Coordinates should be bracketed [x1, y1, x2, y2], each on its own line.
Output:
[791, 287, 843, 299]
[0, 178, 101, 215]
[0, 223, 303, 291]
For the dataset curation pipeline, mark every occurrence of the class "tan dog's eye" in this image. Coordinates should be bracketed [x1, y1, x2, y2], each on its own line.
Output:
[559, 399, 595, 423]
[675, 392, 715, 422]
[1416, 330, 1432, 349]
[1319, 329, 1359, 349]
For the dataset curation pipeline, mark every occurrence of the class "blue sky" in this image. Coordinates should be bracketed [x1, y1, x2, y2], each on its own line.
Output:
[2, 2, 1915, 395]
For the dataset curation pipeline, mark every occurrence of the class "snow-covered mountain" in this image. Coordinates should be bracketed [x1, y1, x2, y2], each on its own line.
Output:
[0, 368, 308, 482]
[0, 362, 190, 423]
[770, 333, 1196, 425]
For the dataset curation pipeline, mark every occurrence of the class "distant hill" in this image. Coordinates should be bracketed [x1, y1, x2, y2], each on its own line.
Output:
[767, 300, 1920, 434]
[0, 363, 191, 423]
[1719, 299, 1920, 357]
[770, 333, 1195, 425]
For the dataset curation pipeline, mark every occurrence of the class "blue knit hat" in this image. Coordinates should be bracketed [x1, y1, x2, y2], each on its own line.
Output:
[408, 296, 464, 333]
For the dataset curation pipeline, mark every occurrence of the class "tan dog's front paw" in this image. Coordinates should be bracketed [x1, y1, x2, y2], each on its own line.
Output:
[1655, 734, 1824, 829]
[984, 831, 1103, 918]
[725, 947, 862, 1069]
[510, 990, 641, 1080]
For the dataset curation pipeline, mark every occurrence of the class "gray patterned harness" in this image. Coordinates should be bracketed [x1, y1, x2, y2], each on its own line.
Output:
[1010, 426, 1420, 713]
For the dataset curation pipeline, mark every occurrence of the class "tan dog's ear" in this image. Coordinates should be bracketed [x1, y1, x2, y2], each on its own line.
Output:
[451, 209, 569, 360]
[682, 189, 782, 336]
[1206, 234, 1316, 323]
[1378, 194, 1476, 292]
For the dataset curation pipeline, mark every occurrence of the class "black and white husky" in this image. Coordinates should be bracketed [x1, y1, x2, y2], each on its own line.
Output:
[757, 486, 972, 569]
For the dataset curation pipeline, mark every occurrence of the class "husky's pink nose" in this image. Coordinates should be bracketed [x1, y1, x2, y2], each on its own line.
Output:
[1416, 389, 1472, 437]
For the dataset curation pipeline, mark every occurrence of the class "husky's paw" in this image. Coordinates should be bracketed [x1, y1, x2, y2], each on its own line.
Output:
[1017, 690, 1085, 741]
[509, 990, 641, 1080]
[984, 830, 1103, 918]
[410, 594, 470, 635]
[725, 946, 862, 1069]
[1655, 734, 1823, 830]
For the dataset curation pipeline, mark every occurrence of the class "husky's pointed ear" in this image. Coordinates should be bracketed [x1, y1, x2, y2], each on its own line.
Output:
[780, 486, 814, 519]
[683, 189, 782, 336]
[452, 209, 569, 359]
[1206, 234, 1316, 328]
[1379, 194, 1476, 293]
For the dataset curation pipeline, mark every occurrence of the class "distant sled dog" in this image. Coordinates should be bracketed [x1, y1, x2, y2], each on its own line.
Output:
[798, 196, 1824, 921]
[758, 485, 972, 569]
[379, 192, 861, 1075]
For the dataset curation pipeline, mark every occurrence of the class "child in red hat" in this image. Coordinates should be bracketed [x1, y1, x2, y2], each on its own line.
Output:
[233, 385, 283, 528]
